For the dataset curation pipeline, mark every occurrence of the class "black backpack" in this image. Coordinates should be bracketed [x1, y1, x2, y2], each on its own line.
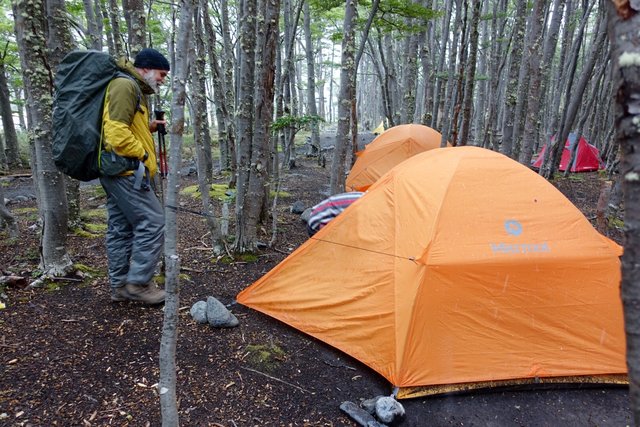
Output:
[51, 50, 130, 181]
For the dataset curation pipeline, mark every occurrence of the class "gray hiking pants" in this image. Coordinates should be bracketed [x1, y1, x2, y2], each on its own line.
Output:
[100, 175, 165, 288]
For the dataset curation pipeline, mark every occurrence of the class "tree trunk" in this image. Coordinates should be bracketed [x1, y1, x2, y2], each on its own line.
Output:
[351, 0, 379, 162]
[459, 0, 481, 146]
[0, 184, 18, 238]
[246, 0, 279, 245]
[221, 0, 237, 180]
[233, 0, 257, 252]
[192, 1, 222, 255]
[529, 0, 564, 156]
[0, 130, 6, 170]
[419, 0, 435, 125]
[500, 0, 528, 157]
[122, 0, 146, 55]
[518, 0, 547, 165]
[108, 0, 123, 57]
[481, 0, 509, 150]
[202, 0, 234, 173]
[83, 0, 102, 50]
[370, 33, 394, 127]
[329, 0, 357, 195]
[46, 0, 81, 227]
[400, 32, 419, 124]
[606, 0, 640, 423]
[159, 0, 193, 425]
[303, 0, 321, 160]
[0, 57, 20, 168]
[440, 0, 464, 146]
[430, 0, 454, 130]
[13, 0, 73, 277]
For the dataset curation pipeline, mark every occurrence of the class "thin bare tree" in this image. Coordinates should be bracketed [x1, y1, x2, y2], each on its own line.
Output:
[0, 48, 20, 168]
[159, 0, 193, 423]
[606, 1, 640, 422]
[329, 0, 357, 194]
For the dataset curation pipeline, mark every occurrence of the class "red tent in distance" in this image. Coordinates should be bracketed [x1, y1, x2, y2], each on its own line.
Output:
[531, 133, 604, 172]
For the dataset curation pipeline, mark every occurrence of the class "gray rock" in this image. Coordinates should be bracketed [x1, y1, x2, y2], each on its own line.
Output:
[361, 395, 384, 414]
[339, 401, 385, 427]
[180, 161, 197, 176]
[13, 194, 35, 203]
[206, 296, 239, 328]
[375, 396, 405, 424]
[290, 200, 305, 214]
[301, 207, 312, 223]
[190, 301, 208, 324]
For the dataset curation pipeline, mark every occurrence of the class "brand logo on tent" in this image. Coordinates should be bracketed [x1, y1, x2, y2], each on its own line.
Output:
[489, 219, 551, 255]
[504, 220, 522, 236]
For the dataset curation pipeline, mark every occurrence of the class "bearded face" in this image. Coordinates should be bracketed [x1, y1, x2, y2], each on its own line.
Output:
[142, 69, 160, 93]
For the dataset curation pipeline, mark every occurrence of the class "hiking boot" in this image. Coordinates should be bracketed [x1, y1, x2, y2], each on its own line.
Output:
[110, 286, 129, 302]
[110, 284, 165, 304]
[123, 283, 166, 305]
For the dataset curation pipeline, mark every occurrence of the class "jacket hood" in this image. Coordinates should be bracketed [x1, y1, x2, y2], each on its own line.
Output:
[117, 57, 155, 95]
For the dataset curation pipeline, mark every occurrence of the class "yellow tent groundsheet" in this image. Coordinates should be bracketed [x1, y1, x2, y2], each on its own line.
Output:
[238, 146, 626, 398]
[346, 123, 448, 192]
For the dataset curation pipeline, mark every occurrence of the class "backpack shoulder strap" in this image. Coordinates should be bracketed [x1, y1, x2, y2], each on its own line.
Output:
[113, 71, 143, 112]
[98, 74, 143, 167]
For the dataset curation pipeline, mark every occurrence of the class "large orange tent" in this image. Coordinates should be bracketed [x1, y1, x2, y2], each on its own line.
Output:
[345, 123, 447, 192]
[238, 146, 626, 398]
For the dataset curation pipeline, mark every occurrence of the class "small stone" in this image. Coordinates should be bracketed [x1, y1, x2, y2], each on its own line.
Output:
[339, 401, 385, 427]
[301, 207, 312, 223]
[361, 395, 384, 414]
[190, 301, 208, 324]
[206, 296, 239, 328]
[290, 201, 305, 214]
[375, 395, 405, 424]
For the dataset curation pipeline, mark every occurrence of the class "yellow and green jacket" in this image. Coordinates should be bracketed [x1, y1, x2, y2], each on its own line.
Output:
[102, 58, 157, 177]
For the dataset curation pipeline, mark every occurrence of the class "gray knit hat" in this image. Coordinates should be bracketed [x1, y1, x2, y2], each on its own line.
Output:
[134, 48, 170, 71]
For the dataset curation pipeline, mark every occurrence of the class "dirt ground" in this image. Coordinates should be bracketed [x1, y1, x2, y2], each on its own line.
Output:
[0, 149, 632, 427]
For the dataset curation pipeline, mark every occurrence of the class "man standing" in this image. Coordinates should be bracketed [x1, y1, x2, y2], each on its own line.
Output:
[101, 48, 169, 304]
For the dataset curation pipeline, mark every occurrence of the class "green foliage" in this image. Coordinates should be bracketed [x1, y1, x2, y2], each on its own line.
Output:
[75, 208, 108, 237]
[308, 0, 345, 13]
[609, 217, 624, 229]
[215, 251, 258, 264]
[272, 114, 324, 133]
[13, 207, 38, 222]
[74, 263, 102, 276]
[80, 208, 107, 221]
[181, 183, 235, 203]
[45, 280, 69, 292]
[85, 186, 107, 199]
[270, 190, 291, 199]
[238, 253, 259, 262]
[244, 342, 287, 373]
[72, 225, 102, 238]
[374, 0, 440, 33]
[567, 174, 586, 182]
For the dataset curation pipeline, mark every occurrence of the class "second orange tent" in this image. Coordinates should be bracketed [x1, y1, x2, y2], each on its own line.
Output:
[345, 123, 446, 191]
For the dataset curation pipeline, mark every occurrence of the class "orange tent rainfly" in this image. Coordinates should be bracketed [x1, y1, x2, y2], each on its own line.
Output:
[345, 123, 447, 192]
[237, 146, 626, 399]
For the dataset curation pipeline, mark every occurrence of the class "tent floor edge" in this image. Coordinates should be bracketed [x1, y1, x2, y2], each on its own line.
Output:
[395, 374, 629, 400]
